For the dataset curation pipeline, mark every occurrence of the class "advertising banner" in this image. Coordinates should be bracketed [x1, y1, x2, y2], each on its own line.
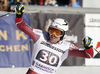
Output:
[30, 13, 85, 66]
[85, 14, 100, 27]
[85, 14, 100, 55]
[85, 14, 100, 66]
[0, 13, 31, 67]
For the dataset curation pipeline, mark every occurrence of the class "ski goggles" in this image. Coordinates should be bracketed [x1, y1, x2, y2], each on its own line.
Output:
[48, 27, 63, 37]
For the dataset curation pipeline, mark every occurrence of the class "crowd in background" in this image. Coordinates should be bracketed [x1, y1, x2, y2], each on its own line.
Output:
[0, 0, 81, 7]
[0, 0, 81, 11]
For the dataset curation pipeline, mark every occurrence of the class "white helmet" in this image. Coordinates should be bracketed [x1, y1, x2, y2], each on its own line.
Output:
[49, 18, 69, 32]
[48, 18, 69, 40]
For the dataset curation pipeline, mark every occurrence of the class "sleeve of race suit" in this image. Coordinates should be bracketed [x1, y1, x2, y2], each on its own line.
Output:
[68, 43, 94, 58]
[15, 17, 40, 43]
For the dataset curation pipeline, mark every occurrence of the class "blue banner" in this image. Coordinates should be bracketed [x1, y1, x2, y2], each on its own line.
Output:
[0, 13, 31, 67]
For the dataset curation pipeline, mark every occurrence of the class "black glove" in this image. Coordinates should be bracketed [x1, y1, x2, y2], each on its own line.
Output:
[82, 36, 93, 49]
[15, 4, 25, 18]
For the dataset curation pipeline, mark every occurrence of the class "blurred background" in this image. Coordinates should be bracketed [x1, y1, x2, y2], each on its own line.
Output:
[0, 0, 100, 74]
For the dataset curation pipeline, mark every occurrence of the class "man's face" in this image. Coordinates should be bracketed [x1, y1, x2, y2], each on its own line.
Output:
[49, 34, 60, 43]
[48, 27, 62, 43]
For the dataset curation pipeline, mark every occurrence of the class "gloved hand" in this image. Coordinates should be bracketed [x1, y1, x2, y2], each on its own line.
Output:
[15, 4, 25, 18]
[82, 36, 93, 49]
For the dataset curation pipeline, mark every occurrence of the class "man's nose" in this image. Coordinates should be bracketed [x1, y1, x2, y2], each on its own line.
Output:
[51, 33, 56, 37]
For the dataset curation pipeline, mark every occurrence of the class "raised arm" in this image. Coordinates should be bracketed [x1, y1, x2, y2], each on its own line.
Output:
[15, 4, 40, 43]
[68, 44, 93, 58]
[68, 36, 94, 58]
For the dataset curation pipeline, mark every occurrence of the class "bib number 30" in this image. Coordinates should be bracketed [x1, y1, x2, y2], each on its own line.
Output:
[36, 49, 59, 67]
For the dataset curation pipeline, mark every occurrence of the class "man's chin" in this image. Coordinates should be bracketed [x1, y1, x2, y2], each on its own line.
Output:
[50, 39, 57, 43]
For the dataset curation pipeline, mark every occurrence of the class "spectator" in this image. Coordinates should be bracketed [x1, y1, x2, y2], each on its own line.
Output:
[44, 0, 58, 6]
[0, 0, 4, 8]
[57, 0, 70, 6]
[21, 0, 31, 5]
[9, 0, 14, 5]
[0, 0, 10, 10]
[65, 0, 81, 7]
[57, 0, 81, 7]
[31, 0, 39, 5]
[39, 0, 44, 5]
[21, 0, 29, 5]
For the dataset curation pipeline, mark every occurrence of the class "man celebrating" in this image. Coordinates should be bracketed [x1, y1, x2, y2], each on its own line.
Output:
[15, 4, 96, 74]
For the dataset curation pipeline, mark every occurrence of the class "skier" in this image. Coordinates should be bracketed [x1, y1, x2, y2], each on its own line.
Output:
[15, 4, 97, 74]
